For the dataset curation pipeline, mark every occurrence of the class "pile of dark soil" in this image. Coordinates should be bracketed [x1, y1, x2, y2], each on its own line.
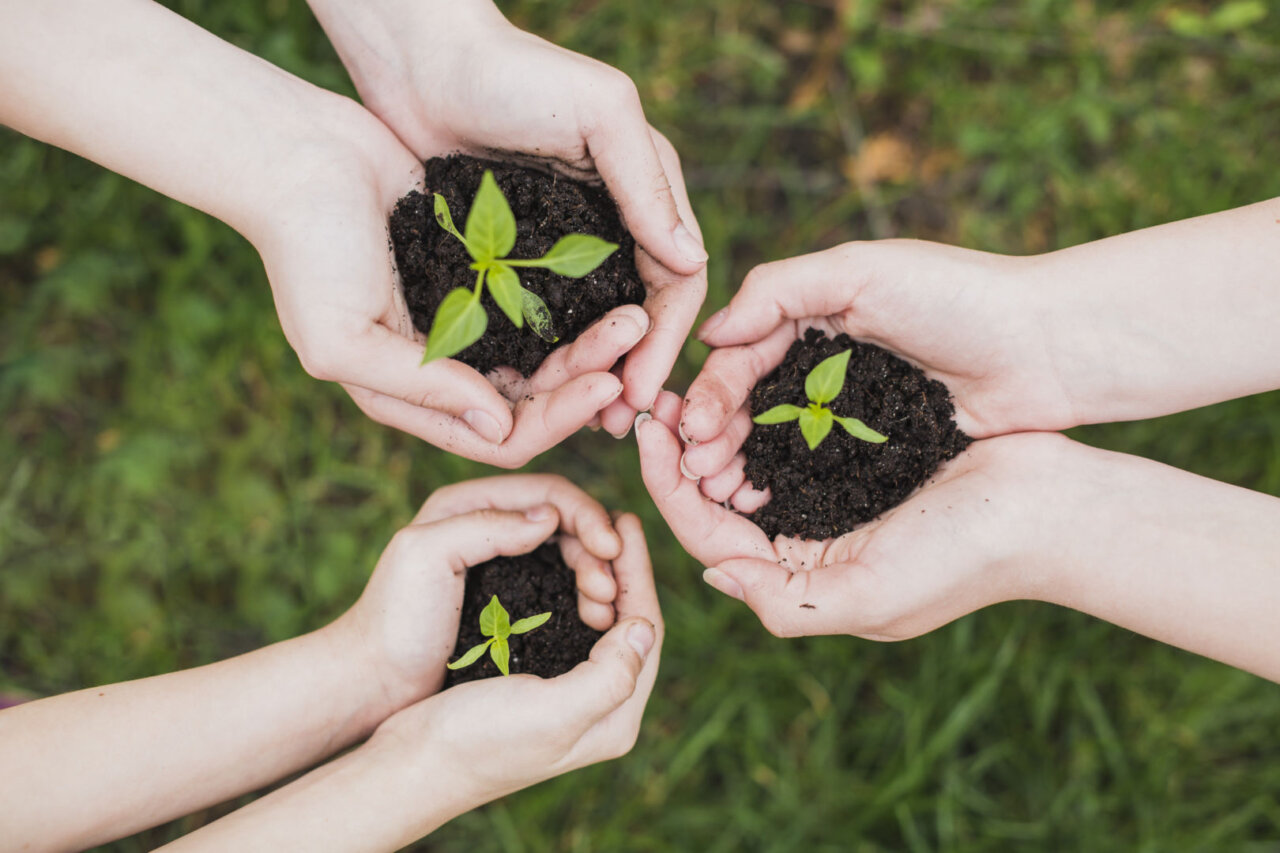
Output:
[742, 328, 970, 540]
[390, 154, 643, 377]
[443, 543, 602, 686]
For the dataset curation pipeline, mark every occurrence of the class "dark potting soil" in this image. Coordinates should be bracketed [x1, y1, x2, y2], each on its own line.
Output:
[443, 543, 603, 687]
[390, 154, 644, 377]
[742, 328, 971, 540]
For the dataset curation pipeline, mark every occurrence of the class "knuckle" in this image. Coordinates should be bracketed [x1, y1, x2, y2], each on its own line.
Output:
[297, 346, 343, 382]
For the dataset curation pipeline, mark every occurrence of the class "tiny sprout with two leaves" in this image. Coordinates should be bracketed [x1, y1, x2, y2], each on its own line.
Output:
[752, 349, 889, 451]
[423, 170, 620, 362]
[446, 594, 552, 677]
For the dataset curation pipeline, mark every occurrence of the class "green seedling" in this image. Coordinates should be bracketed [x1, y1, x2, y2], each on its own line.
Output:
[752, 349, 889, 450]
[446, 594, 552, 677]
[424, 170, 619, 362]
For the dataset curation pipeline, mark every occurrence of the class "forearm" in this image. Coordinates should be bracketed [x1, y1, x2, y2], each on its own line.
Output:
[159, 726, 474, 852]
[0, 625, 392, 851]
[0, 0, 359, 241]
[1031, 197, 1280, 424]
[1030, 438, 1280, 681]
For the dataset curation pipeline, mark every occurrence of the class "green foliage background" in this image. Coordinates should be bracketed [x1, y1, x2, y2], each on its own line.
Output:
[3, 0, 1279, 849]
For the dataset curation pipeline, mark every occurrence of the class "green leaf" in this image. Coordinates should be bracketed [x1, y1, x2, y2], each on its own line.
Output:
[515, 234, 619, 277]
[422, 288, 487, 363]
[446, 639, 492, 670]
[752, 404, 805, 424]
[798, 407, 834, 450]
[485, 264, 524, 328]
[464, 170, 516, 262]
[521, 289, 559, 343]
[510, 612, 552, 634]
[805, 349, 852, 405]
[833, 414, 888, 444]
[432, 193, 471, 256]
[490, 636, 511, 676]
[479, 595, 511, 639]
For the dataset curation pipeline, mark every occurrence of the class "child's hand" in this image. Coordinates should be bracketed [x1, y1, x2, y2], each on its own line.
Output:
[638, 390, 1063, 640]
[304, 0, 708, 430]
[332, 474, 634, 716]
[367, 511, 661, 808]
[679, 240, 1076, 480]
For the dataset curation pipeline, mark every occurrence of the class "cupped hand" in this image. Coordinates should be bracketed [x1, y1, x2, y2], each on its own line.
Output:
[638, 390, 1065, 640]
[368, 510, 662, 804]
[309, 0, 708, 423]
[253, 97, 660, 467]
[334, 474, 639, 717]
[679, 240, 1079, 479]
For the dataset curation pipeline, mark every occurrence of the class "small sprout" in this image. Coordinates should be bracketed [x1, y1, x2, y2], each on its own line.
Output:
[446, 594, 552, 677]
[752, 349, 888, 451]
[423, 170, 620, 363]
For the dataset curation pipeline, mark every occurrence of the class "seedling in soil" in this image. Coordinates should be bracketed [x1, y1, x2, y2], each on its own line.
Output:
[446, 594, 552, 677]
[752, 349, 889, 450]
[424, 170, 619, 362]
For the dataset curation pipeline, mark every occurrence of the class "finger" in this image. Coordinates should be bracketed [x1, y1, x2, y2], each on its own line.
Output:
[395, 507, 561, 575]
[583, 83, 707, 275]
[600, 395, 639, 439]
[417, 475, 623, 560]
[730, 482, 771, 514]
[610, 513, 661, 630]
[526, 304, 650, 395]
[681, 405, 753, 480]
[334, 325, 515, 444]
[680, 324, 795, 444]
[551, 615, 655, 728]
[355, 372, 623, 468]
[635, 410, 774, 566]
[618, 132, 708, 411]
[696, 245, 862, 347]
[650, 389, 682, 433]
[700, 453, 747, 503]
[708, 558, 855, 638]
[561, 536, 617, 631]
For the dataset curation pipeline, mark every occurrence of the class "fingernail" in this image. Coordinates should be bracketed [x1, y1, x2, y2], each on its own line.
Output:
[634, 411, 653, 430]
[626, 620, 656, 657]
[525, 503, 555, 522]
[697, 309, 727, 342]
[608, 421, 632, 440]
[462, 409, 504, 444]
[672, 221, 708, 265]
[678, 421, 700, 446]
[702, 568, 744, 602]
[679, 451, 701, 482]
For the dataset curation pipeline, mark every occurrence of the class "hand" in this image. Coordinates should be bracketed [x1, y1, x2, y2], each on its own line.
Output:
[680, 240, 1078, 479]
[334, 474, 634, 715]
[254, 100, 651, 466]
[306, 0, 708, 427]
[638, 390, 1063, 640]
[368, 510, 661, 806]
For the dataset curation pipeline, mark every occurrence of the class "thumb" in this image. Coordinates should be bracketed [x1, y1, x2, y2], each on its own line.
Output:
[585, 110, 706, 276]
[343, 324, 515, 444]
[551, 616, 655, 728]
[697, 247, 860, 347]
[399, 505, 562, 573]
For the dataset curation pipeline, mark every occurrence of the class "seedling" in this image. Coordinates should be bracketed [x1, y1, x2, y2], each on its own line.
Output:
[752, 349, 889, 450]
[446, 594, 551, 677]
[423, 170, 619, 362]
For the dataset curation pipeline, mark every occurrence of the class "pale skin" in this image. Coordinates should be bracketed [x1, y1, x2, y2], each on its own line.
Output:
[301, 0, 710, 440]
[638, 199, 1280, 682]
[0, 0, 706, 465]
[0, 475, 662, 850]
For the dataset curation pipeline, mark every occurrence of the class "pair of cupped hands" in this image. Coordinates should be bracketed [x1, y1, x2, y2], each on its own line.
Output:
[282, 4, 1089, 651]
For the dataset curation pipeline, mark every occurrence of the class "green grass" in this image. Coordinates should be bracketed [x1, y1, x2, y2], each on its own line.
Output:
[4, 0, 1280, 850]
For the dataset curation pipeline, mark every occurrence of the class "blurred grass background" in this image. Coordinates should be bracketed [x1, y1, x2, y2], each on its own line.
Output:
[3, 0, 1280, 849]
